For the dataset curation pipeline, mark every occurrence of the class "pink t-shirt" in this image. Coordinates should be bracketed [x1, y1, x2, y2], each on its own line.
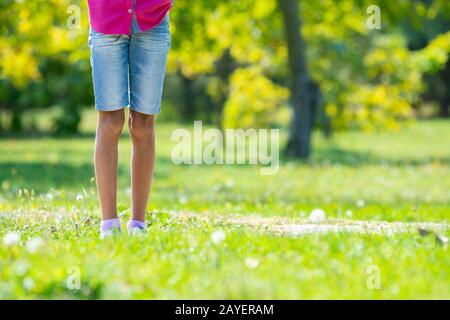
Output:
[87, 0, 173, 35]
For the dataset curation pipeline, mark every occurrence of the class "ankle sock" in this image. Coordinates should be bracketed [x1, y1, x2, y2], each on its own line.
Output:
[101, 218, 121, 232]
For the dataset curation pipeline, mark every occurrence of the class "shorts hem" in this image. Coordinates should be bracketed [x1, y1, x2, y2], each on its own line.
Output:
[129, 105, 161, 115]
[95, 104, 128, 112]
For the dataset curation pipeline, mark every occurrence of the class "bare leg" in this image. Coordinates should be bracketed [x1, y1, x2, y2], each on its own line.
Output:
[128, 110, 156, 222]
[94, 110, 125, 220]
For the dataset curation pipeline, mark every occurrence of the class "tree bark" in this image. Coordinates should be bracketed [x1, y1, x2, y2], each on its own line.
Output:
[278, 0, 318, 159]
[11, 109, 23, 132]
[438, 59, 450, 118]
[179, 71, 196, 121]
[215, 49, 237, 128]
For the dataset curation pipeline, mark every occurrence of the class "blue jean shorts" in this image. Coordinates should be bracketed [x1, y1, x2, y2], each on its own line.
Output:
[88, 14, 170, 115]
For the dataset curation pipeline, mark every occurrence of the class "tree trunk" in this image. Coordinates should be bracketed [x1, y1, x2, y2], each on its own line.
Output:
[11, 109, 23, 132]
[215, 49, 237, 128]
[278, 0, 318, 159]
[179, 71, 196, 121]
[438, 59, 450, 118]
[440, 97, 449, 118]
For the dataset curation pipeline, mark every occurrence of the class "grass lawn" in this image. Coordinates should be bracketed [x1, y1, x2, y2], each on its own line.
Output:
[0, 115, 449, 299]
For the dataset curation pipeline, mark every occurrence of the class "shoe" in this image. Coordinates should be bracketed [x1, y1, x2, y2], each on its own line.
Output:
[128, 226, 147, 236]
[127, 220, 147, 236]
[100, 219, 122, 239]
[100, 226, 121, 239]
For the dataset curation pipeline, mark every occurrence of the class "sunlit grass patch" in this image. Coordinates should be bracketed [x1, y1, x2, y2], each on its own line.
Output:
[0, 119, 449, 298]
[0, 208, 448, 299]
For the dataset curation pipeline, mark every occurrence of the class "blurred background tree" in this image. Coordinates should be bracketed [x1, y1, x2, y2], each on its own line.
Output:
[0, 0, 449, 156]
[0, 0, 90, 133]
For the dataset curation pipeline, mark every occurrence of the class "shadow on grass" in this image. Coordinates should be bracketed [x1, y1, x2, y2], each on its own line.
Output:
[0, 131, 96, 140]
[284, 147, 450, 167]
[0, 162, 95, 193]
[0, 158, 174, 193]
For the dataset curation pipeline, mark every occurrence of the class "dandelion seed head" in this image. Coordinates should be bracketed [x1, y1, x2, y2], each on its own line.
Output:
[3, 231, 21, 246]
[309, 209, 326, 223]
[23, 277, 35, 291]
[45, 192, 54, 201]
[179, 195, 188, 204]
[211, 230, 226, 244]
[25, 237, 44, 254]
[245, 258, 259, 269]
[15, 260, 29, 276]
[225, 179, 235, 188]
[357, 199, 366, 208]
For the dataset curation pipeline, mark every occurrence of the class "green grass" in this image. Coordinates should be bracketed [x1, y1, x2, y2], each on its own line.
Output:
[0, 115, 449, 299]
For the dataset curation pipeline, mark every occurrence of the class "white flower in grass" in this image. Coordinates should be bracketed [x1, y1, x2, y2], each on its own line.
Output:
[76, 194, 83, 201]
[356, 199, 366, 208]
[26, 237, 44, 254]
[245, 258, 259, 269]
[309, 208, 326, 223]
[179, 195, 188, 204]
[23, 277, 35, 291]
[3, 231, 21, 246]
[15, 260, 29, 276]
[225, 179, 235, 189]
[211, 230, 226, 244]
[45, 192, 54, 201]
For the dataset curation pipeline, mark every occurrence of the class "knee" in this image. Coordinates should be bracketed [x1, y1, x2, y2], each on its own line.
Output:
[98, 110, 125, 138]
[129, 112, 155, 142]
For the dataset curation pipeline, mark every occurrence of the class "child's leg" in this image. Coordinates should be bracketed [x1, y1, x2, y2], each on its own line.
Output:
[95, 110, 125, 220]
[126, 12, 171, 226]
[89, 28, 130, 226]
[128, 111, 155, 223]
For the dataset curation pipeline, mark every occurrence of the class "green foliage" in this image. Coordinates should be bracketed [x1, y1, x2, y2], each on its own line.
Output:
[0, 0, 90, 132]
[415, 31, 450, 73]
[331, 34, 421, 130]
[301, 0, 450, 131]
[223, 67, 289, 128]
[0, 0, 449, 133]
[170, 0, 450, 131]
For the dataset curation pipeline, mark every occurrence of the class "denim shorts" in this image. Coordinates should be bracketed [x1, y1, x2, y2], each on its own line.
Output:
[88, 14, 170, 115]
